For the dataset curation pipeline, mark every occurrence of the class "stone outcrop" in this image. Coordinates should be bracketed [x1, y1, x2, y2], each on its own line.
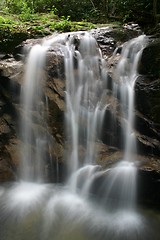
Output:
[0, 47, 66, 182]
[90, 25, 142, 58]
[134, 38, 160, 167]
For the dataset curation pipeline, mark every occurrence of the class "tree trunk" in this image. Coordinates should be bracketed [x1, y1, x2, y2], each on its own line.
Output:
[104, 0, 108, 17]
[153, 0, 157, 23]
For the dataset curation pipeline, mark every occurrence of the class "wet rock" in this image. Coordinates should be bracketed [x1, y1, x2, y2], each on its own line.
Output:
[137, 169, 160, 208]
[134, 75, 160, 157]
[13, 38, 43, 59]
[0, 45, 66, 182]
[101, 108, 124, 149]
[134, 110, 160, 156]
[123, 23, 141, 31]
[135, 76, 160, 125]
[87, 157, 160, 208]
[0, 160, 15, 182]
[0, 54, 13, 60]
[138, 38, 160, 78]
[0, 137, 18, 182]
[91, 26, 141, 58]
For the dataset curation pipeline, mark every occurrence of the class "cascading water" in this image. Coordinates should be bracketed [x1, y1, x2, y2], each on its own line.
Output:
[64, 33, 107, 187]
[20, 44, 49, 182]
[0, 32, 160, 240]
[103, 35, 147, 211]
[115, 35, 146, 161]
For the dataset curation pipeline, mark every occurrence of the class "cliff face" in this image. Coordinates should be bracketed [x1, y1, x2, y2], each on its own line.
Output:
[0, 26, 159, 185]
[0, 47, 66, 182]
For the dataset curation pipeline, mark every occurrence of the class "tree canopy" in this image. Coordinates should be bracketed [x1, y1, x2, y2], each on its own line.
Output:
[1, 0, 157, 25]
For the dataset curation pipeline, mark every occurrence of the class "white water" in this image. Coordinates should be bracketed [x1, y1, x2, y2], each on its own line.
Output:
[104, 35, 147, 210]
[20, 44, 50, 182]
[0, 32, 160, 240]
[114, 35, 147, 161]
[64, 33, 107, 175]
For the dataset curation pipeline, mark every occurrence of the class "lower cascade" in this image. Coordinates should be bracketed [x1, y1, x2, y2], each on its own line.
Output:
[0, 32, 160, 240]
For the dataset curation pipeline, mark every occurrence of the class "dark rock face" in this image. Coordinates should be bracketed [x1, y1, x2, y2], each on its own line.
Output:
[138, 38, 160, 78]
[135, 38, 160, 130]
[137, 169, 160, 208]
[84, 166, 160, 209]
[134, 38, 160, 158]
[136, 77, 160, 125]
[90, 26, 141, 58]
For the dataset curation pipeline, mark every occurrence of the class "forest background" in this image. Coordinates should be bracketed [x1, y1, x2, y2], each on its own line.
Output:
[0, 0, 159, 52]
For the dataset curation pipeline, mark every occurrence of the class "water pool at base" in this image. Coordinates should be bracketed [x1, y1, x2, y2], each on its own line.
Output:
[0, 182, 160, 240]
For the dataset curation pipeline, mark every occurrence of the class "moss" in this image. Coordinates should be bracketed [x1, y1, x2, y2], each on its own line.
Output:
[0, 13, 95, 53]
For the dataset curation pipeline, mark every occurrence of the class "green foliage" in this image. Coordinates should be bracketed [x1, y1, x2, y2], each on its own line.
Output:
[4, 0, 29, 14]
[2, 0, 156, 24]
[0, 23, 30, 52]
[48, 14, 94, 33]
[0, 12, 95, 53]
[108, 0, 153, 24]
[52, 0, 94, 21]
[19, 10, 33, 21]
[0, 0, 157, 54]
[0, 16, 14, 24]
[2, 0, 96, 21]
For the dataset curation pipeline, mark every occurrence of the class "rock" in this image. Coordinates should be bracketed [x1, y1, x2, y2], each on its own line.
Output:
[123, 22, 141, 32]
[138, 38, 160, 78]
[0, 160, 15, 182]
[137, 168, 160, 208]
[90, 26, 141, 58]
[0, 44, 66, 182]
[13, 38, 44, 59]
[86, 157, 160, 208]
[134, 75, 160, 156]
[0, 137, 19, 182]
[135, 76, 160, 125]
[134, 110, 160, 155]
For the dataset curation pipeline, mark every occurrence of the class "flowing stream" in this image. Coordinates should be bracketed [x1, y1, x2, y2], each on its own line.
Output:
[0, 32, 160, 240]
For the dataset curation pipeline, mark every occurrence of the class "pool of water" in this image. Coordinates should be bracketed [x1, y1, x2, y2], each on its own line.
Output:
[0, 182, 159, 240]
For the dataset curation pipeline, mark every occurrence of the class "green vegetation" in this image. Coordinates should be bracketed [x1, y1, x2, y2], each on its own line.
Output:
[0, 0, 159, 53]
[1, 0, 157, 23]
[0, 12, 95, 53]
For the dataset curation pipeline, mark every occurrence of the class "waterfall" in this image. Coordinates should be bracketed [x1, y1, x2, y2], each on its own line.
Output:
[102, 35, 147, 210]
[0, 32, 160, 240]
[20, 44, 50, 182]
[114, 35, 147, 161]
[64, 33, 107, 176]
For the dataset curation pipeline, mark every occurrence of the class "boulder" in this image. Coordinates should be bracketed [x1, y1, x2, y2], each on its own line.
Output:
[90, 26, 141, 58]
[138, 38, 160, 78]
